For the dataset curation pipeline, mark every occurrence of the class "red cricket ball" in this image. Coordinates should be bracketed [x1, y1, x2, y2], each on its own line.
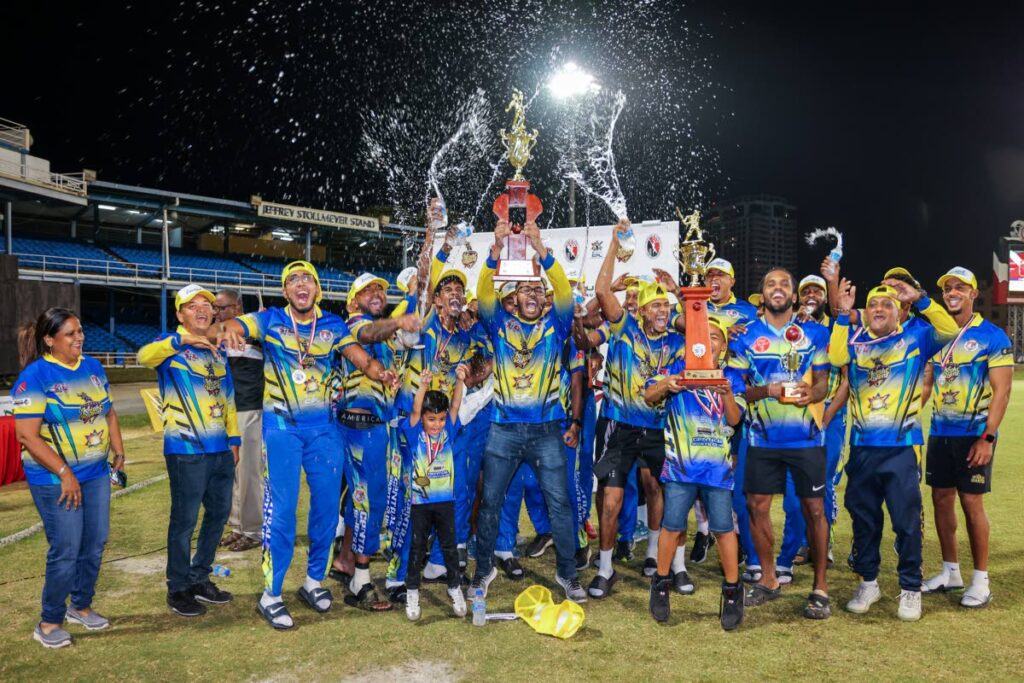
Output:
[691, 301, 702, 311]
[511, 224, 523, 234]
[785, 325, 802, 342]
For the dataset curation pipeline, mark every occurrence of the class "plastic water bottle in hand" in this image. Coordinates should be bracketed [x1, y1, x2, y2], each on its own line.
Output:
[472, 588, 486, 626]
[614, 219, 635, 262]
[212, 564, 231, 578]
[573, 284, 587, 318]
[430, 196, 448, 231]
[453, 220, 473, 246]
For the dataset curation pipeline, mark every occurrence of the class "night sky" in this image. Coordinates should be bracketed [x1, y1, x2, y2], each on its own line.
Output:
[4, 1, 1023, 294]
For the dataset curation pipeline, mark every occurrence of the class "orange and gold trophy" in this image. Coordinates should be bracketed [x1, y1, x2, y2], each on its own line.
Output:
[675, 208, 728, 387]
[492, 89, 542, 282]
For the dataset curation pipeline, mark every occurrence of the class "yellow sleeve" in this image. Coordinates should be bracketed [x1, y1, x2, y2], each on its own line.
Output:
[137, 335, 180, 369]
[915, 297, 958, 341]
[224, 366, 240, 444]
[828, 317, 852, 367]
[543, 253, 573, 320]
[429, 250, 447, 293]
[478, 256, 497, 322]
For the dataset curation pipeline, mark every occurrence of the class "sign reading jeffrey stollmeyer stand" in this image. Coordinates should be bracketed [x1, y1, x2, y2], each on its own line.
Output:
[256, 200, 379, 232]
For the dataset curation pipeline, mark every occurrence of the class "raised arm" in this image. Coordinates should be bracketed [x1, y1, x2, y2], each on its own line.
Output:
[479, 220, 512, 324]
[409, 368, 432, 427]
[450, 365, 467, 422]
[595, 222, 626, 325]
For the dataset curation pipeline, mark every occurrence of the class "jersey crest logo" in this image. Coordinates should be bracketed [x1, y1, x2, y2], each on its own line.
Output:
[319, 330, 334, 343]
[940, 389, 959, 406]
[867, 393, 890, 412]
[15, 382, 26, 395]
[964, 339, 979, 352]
[867, 359, 890, 387]
[727, 309, 740, 319]
[209, 402, 224, 419]
[511, 349, 532, 369]
[646, 234, 661, 258]
[753, 336, 771, 353]
[78, 393, 103, 424]
[184, 349, 199, 361]
[304, 376, 320, 394]
[203, 363, 222, 396]
[461, 245, 479, 268]
[90, 374, 103, 389]
[51, 383, 68, 395]
[84, 429, 104, 448]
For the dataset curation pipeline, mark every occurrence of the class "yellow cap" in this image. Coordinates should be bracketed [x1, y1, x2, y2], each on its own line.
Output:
[638, 282, 670, 309]
[883, 266, 920, 289]
[347, 272, 389, 304]
[282, 260, 323, 303]
[867, 284, 901, 307]
[499, 281, 518, 300]
[435, 269, 468, 293]
[747, 292, 763, 307]
[175, 284, 215, 310]
[798, 275, 828, 294]
[514, 585, 585, 639]
[937, 266, 978, 290]
[708, 315, 730, 340]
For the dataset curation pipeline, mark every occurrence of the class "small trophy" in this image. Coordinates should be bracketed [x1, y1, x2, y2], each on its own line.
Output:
[492, 89, 542, 282]
[674, 208, 727, 387]
[779, 342, 803, 404]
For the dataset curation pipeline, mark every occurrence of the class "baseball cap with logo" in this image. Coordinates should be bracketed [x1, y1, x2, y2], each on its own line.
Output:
[937, 267, 978, 290]
[348, 272, 389, 304]
[175, 284, 215, 310]
[499, 281, 518, 300]
[638, 282, 670, 308]
[282, 260, 323, 303]
[866, 284, 901, 307]
[883, 266, 921, 289]
[798, 274, 828, 294]
[705, 258, 735, 278]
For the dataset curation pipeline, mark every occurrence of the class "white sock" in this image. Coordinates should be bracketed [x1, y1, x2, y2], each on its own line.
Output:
[598, 548, 614, 579]
[495, 550, 513, 560]
[646, 529, 660, 559]
[260, 591, 293, 627]
[672, 546, 687, 573]
[457, 543, 467, 550]
[971, 569, 989, 586]
[697, 517, 709, 535]
[863, 579, 879, 588]
[422, 561, 447, 580]
[349, 566, 372, 594]
[304, 576, 330, 609]
[944, 561, 961, 575]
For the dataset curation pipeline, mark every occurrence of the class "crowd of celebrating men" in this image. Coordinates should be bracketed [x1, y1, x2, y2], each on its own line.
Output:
[13, 207, 1012, 647]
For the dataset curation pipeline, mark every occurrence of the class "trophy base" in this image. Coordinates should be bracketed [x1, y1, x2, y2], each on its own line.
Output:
[680, 368, 728, 388]
[778, 382, 802, 404]
[494, 259, 541, 282]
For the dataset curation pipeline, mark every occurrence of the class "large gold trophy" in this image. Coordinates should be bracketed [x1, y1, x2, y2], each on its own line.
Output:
[675, 208, 727, 386]
[492, 89, 542, 282]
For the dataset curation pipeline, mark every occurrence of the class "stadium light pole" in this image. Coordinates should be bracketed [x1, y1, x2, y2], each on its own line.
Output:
[548, 62, 600, 228]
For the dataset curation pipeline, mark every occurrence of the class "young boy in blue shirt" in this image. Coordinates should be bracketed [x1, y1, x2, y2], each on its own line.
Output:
[401, 366, 467, 621]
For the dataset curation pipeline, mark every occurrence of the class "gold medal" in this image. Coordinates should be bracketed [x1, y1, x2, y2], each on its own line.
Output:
[415, 476, 431, 488]
[292, 369, 307, 384]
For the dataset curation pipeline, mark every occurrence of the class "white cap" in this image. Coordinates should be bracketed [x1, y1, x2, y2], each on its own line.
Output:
[798, 274, 828, 294]
[705, 258, 734, 277]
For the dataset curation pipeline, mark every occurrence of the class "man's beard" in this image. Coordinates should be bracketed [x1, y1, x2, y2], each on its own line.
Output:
[764, 298, 792, 315]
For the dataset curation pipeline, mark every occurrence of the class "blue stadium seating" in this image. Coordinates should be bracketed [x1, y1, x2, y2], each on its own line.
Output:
[114, 323, 162, 350]
[6, 237, 133, 275]
[82, 322, 132, 353]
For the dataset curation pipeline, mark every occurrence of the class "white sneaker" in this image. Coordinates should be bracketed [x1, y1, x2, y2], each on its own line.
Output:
[846, 581, 881, 614]
[959, 583, 991, 609]
[405, 589, 421, 621]
[921, 570, 963, 594]
[897, 590, 922, 621]
[448, 587, 467, 617]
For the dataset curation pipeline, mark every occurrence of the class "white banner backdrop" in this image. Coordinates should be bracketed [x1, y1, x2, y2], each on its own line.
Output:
[432, 220, 680, 297]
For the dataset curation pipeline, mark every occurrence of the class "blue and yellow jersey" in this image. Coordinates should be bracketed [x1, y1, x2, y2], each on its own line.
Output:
[138, 327, 241, 456]
[651, 361, 746, 489]
[12, 354, 112, 486]
[339, 313, 395, 421]
[560, 339, 586, 415]
[603, 313, 686, 429]
[830, 313, 951, 446]
[400, 416, 459, 504]
[928, 314, 1014, 437]
[395, 309, 479, 416]
[709, 294, 760, 329]
[236, 306, 355, 430]
[478, 250, 574, 424]
[728, 317, 831, 449]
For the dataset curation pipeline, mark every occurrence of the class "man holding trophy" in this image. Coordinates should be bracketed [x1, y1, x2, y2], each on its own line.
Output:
[728, 268, 833, 620]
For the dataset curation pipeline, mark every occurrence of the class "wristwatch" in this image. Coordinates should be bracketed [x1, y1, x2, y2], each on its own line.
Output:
[571, 418, 583, 429]
[982, 433, 996, 443]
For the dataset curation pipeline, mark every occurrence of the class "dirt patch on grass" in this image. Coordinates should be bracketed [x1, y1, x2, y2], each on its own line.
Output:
[341, 661, 460, 683]
[110, 556, 166, 575]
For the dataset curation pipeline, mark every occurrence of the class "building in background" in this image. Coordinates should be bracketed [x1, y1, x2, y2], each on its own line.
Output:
[702, 194, 799, 297]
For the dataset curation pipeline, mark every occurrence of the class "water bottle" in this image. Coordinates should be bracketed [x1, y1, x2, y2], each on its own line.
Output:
[212, 564, 231, 578]
[472, 588, 486, 626]
[573, 288, 587, 318]
[430, 196, 448, 231]
[615, 221, 635, 262]
[454, 220, 473, 246]
[824, 247, 843, 278]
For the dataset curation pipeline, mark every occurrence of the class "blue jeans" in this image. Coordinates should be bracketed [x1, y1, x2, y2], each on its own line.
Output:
[662, 483, 734, 534]
[30, 475, 111, 624]
[474, 421, 577, 580]
[165, 451, 235, 593]
[731, 433, 758, 565]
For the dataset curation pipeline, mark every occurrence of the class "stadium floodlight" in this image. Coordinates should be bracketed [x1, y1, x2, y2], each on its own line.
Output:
[97, 204, 118, 211]
[547, 62, 601, 100]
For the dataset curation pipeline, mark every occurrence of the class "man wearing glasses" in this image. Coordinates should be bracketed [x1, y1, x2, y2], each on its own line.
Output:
[214, 289, 264, 553]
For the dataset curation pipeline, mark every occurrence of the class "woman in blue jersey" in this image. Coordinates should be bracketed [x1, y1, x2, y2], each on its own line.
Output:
[14, 308, 126, 649]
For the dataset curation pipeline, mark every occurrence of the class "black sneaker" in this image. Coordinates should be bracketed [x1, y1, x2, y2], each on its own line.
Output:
[526, 533, 554, 558]
[614, 539, 635, 562]
[690, 532, 715, 564]
[191, 580, 233, 605]
[673, 570, 695, 595]
[575, 546, 591, 572]
[649, 575, 672, 623]
[719, 581, 744, 631]
[642, 557, 658, 577]
[168, 590, 207, 617]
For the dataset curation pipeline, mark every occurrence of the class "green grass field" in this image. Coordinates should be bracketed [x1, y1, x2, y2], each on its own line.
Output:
[2, 387, 1023, 682]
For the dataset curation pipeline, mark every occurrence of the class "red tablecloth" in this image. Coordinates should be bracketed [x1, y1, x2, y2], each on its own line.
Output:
[0, 415, 25, 486]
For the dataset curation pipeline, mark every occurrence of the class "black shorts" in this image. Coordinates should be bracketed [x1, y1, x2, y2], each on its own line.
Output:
[744, 446, 826, 498]
[926, 436, 994, 494]
[593, 421, 665, 488]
